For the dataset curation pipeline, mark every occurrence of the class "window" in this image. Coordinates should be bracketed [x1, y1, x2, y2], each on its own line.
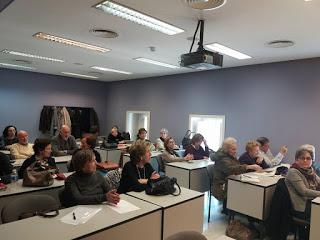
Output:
[126, 111, 151, 140]
[189, 114, 225, 151]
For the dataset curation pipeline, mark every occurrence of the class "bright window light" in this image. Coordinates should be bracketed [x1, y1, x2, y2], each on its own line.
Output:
[1, 49, 64, 62]
[0, 62, 35, 70]
[33, 32, 110, 53]
[61, 72, 98, 79]
[205, 43, 252, 60]
[91, 66, 132, 74]
[134, 57, 179, 69]
[189, 114, 225, 151]
[94, 1, 184, 35]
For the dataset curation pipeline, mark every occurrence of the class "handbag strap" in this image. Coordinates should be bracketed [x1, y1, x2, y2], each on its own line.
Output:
[171, 181, 181, 196]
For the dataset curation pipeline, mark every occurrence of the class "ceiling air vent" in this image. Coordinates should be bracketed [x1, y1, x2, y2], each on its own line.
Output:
[89, 29, 118, 38]
[266, 40, 295, 48]
[182, 0, 227, 10]
[14, 59, 32, 65]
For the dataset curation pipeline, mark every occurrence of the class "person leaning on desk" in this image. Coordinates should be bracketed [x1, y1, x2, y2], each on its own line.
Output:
[61, 149, 120, 207]
[211, 137, 262, 213]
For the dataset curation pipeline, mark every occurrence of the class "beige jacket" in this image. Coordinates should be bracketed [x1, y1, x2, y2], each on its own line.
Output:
[10, 143, 34, 159]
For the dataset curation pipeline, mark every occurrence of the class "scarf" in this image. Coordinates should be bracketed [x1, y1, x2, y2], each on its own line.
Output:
[291, 163, 320, 190]
[167, 149, 180, 157]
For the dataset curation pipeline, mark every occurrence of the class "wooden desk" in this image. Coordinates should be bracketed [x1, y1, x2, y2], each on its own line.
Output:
[227, 173, 282, 220]
[165, 160, 214, 192]
[0, 195, 162, 240]
[127, 187, 204, 239]
[310, 197, 320, 240]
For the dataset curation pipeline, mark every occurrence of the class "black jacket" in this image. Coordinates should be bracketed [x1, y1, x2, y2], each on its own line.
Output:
[0, 152, 13, 183]
[18, 155, 56, 179]
[0, 136, 18, 150]
[238, 152, 269, 169]
[107, 133, 124, 144]
[39, 106, 53, 133]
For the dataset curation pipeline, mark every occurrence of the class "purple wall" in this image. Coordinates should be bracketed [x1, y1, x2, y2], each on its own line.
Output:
[0, 68, 107, 141]
[105, 58, 320, 162]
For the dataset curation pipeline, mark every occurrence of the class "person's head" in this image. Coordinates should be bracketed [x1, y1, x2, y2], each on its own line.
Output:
[298, 144, 316, 161]
[256, 137, 270, 153]
[295, 148, 313, 169]
[60, 125, 71, 140]
[129, 141, 151, 165]
[137, 128, 147, 140]
[17, 130, 29, 145]
[3, 125, 17, 139]
[160, 128, 168, 139]
[222, 137, 237, 158]
[72, 149, 96, 173]
[245, 140, 261, 158]
[33, 138, 52, 158]
[111, 126, 119, 137]
[191, 133, 204, 148]
[164, 137, 176, 151]
[80, 135, 97, 150]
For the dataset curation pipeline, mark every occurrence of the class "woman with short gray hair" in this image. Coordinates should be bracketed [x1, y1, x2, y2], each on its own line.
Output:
[155, 128, 169, 151]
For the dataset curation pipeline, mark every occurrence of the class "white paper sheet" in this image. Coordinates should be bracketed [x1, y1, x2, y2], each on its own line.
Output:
[107, 199, 140, 214]
[240, 174, 260, 183]
[60, 207, 101, 225]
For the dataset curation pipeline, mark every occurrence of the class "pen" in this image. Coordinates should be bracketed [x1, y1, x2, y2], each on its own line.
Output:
[73, 212, 76, 220]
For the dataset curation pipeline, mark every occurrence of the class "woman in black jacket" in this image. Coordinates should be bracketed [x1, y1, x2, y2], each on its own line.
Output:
[0, 125, 18, 150]
[18, 138, 56, 178]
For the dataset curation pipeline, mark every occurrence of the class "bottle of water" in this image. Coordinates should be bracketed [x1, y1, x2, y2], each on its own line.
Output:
[11, 169, 18, 182]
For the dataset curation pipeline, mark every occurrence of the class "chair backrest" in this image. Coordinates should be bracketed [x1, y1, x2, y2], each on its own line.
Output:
[165, 231, 207, 240]
[1, 194, 59, 223]
[155, 154, 166, 174]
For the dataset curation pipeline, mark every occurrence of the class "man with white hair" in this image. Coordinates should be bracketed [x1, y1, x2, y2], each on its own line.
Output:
[51, 125, 78, 156]
[211, 137, 261, 213]
[10, 130, 34, 159]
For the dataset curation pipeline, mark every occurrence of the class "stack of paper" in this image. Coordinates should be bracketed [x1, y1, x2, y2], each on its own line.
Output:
[107, 199, 140, 214]
[240, 174, 260, 183]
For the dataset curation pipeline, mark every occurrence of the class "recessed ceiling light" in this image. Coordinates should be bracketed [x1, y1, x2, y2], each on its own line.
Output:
[266, 40, 295, 48]
[205, 43, 252, 60]
[94, 1, 184, 35]
[89, 29, 118, 38]
[134, 58, 179, 69]
[1, 49, 64, 62]
[0, 62, 35, 70]
[33, 32, 110, 53]
[61, 72, 98, 79]
[91, 66, 132, 74]
[183, 0, 227, 10]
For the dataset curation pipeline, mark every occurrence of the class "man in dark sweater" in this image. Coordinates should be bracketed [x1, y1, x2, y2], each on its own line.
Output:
[239, 140, 269, 169]
[51, 125, 78, 156]
[61, 150, 120, 207]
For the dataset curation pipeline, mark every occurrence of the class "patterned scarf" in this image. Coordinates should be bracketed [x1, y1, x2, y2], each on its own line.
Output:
[291, 163, 320, 190]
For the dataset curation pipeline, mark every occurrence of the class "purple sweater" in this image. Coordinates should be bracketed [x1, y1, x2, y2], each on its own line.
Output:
[184, 145, 209, 160]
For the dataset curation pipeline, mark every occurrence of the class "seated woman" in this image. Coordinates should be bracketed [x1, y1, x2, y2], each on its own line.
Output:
[118, 141, 160, 193]
[285, 148, 320, 220]
[107, 125, 125, 144]
[163, 137, 193, 163]
[184, 133, 209, 160]
[0, 125, 18, 150]
[68, 135, 101, 172]
[155, 128, 168, 151]
[61, 149, 120, 207]
[239, 140, 269, 169]
[135, 128, 155, 151]
[18, 138, 56, 178]
[212, 137, 262, 213]
[0, 152, 13, 183]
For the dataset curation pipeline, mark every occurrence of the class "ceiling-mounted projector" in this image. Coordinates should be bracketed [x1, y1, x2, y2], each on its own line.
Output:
[180, 20, 223, 70]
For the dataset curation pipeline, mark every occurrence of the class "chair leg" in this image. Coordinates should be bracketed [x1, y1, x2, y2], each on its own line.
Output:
[208, 191, 212, 223]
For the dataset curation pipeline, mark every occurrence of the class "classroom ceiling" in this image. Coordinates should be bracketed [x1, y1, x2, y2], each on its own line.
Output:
[0, 0, 319, 82]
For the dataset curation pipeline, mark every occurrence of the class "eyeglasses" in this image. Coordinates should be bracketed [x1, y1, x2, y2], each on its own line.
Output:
[298, 157, 312, 161]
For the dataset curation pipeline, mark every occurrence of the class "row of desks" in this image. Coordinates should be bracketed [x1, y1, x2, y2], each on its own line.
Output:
[0, 187, 204, 240]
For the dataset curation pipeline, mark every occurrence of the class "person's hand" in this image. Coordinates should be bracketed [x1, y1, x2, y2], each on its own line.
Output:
[184, 154, 193, 161]
[150, 171, 160, 180]
[138, 179, 148, 184]
[203, 139, 208, 146]
[280, 146, 288, 155]
[256, 156, 264, 164]
[119, 140, 125, 144]
[106, 189, 120, 204]
[247, 164, 262, 172]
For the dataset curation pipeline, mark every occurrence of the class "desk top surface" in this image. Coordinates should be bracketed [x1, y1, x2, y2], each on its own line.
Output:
[312, 197, 320, 205]
[127, 187, 204, 208]
[0, 194, 161, 240]
[228, 172, 283, 188]
[166, 159, 214, 170]
[0, 150, 10, 155]
[12, 155, 72, 167]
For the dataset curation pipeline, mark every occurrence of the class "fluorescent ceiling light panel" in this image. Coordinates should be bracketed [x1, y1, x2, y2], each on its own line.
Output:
[33, 32, 110, 53]
[1, 49, 64, 62]
[61, 72, 98, 79]
[205, 43, 252, 60]
[94, 1, 184, 35]
[91, 66, 132, 74]
[134, 58, 179, 69]
[0, 62, 35, 70]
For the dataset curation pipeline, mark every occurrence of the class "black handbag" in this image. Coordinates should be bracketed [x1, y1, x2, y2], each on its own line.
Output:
[146, 176, 181, 196]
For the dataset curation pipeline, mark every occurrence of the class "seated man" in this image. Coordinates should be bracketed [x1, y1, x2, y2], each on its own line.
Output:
[257, 137, 287, 167]
[107, 126, 124, 144]
[10, 130, 34, 159]
[51, 125, 78, 156]
[239, 140, 269, 169]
